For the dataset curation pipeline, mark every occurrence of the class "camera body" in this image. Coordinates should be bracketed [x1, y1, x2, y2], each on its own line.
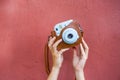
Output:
[51, 20, 83, 50]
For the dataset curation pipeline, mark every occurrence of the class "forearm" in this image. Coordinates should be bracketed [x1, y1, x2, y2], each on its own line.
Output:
[47, 67, 60, 80]
[75, 70, 85, 80]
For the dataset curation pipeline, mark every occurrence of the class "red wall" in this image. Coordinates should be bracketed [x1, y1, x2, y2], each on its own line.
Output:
[0, 0, 120, 80]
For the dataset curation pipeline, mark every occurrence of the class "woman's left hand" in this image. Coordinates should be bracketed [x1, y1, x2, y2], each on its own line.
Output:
[48, 36, 69, 68]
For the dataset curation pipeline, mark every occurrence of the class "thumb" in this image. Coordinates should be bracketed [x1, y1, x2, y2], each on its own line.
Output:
[59, 48, 69, 55]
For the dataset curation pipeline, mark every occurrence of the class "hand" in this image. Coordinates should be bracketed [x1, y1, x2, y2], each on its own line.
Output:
[48, 37, 69, 68]
[72, 38, 89, 72]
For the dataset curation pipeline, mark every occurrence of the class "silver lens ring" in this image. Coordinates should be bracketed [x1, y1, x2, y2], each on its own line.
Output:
[62, 28, 79, 44]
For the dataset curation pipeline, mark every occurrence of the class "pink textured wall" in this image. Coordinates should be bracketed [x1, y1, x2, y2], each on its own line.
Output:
[0, 0, 120, 80]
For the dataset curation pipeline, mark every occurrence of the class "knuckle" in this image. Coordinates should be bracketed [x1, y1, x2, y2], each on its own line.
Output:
[48, 45, 52, 49]
[48, 44, 50, 47]
[84, 56, 88, 60]
[54, 54, 58, 57]
[83, 57, 87, 60]
[86, 47, 89, 50]
[87, 47, 89, 50]
[58, 52, 62, 54]
[53, 45, 56, 49]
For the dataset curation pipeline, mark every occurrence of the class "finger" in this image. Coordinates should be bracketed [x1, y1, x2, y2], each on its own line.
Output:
[82, 38, 89, 55]
[53, 39, 62, 50]
[59, 48, 69, 55]
[48, 37, 56, 47]
[48, 36, 52, 41]
[73, 47, 77, 58]
[79, 43, 85, 57]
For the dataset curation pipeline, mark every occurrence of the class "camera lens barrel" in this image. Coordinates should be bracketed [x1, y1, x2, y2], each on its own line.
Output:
[62, 28, 79, 44]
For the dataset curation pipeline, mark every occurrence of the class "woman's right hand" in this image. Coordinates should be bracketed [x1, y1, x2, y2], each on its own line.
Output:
[73, 38, 89, 72]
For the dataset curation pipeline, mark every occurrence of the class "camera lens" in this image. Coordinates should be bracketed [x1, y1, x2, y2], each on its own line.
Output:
[62, 28, 79, 44]
[67, 34, 73, 39]
[56, 28, 58, 31]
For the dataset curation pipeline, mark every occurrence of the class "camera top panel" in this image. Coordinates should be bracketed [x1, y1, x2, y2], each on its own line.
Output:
[54, 19, 73, 36]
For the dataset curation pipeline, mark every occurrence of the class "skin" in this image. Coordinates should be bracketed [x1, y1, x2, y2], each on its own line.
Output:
[73, 38, 89, 80]
[47, 37, 89, 80]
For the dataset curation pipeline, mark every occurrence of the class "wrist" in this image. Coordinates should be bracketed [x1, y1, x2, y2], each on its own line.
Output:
[53, 64, 62, 69]
[75, 69, 84, 74]
[51, 67, 60, 76]
[52, 66, 61, 71]
[75, 70, 85, 80]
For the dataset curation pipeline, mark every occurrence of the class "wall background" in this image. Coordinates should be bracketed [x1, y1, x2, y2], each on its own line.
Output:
[0, 0, 120, 80]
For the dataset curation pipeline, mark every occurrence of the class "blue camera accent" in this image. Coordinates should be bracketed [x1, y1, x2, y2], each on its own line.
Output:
[62, 28, 79, 44]
[54, 20, 73, 36]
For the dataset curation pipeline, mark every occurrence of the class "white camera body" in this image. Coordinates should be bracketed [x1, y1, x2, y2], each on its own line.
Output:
[53, 20, 79, 44]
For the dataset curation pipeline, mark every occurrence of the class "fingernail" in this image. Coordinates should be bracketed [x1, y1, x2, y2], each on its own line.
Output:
[60, 39, 62, 41]
[49, 36, 52, 39]
[80, 43, 82, 47]
[82, 37, 84, 41]
[59, 39, 62, 42]
[53, 36, 56, 39]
